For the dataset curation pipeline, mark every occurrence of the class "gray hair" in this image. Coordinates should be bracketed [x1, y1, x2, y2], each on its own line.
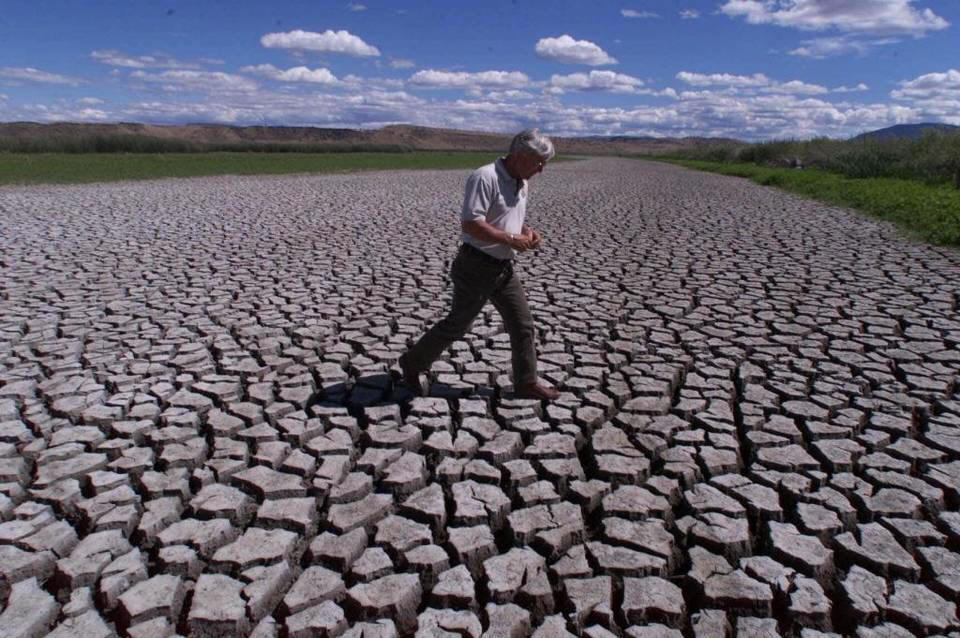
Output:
[509, 128, 555, 161]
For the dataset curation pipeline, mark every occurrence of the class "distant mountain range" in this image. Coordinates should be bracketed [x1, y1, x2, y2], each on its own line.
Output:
[853, 122, 959, 141]
[0, 121, 735, 155]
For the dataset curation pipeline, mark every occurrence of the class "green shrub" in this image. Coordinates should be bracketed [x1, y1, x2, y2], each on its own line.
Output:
[0, 134, 416, 154]
[659, 130, 960, 186]
[669, 143, 743, 163]
[737, 140, 802, 167]
[0, 151, 504, 186]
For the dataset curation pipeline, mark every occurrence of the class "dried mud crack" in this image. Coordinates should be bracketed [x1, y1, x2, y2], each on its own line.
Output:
[1, 158, 959, 637]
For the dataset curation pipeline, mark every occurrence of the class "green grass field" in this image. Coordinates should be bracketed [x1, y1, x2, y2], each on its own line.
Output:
[663, 159, 960, 246]
[0, 151, 515, 186]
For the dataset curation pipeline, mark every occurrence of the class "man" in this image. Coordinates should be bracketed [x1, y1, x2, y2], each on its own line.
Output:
[398, 128, 561, 401]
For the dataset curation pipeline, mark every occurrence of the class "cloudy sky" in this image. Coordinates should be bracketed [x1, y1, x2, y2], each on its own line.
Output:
[1, 0, 958, 140]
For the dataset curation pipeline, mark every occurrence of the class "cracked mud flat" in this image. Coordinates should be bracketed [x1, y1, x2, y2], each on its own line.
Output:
[0, 157, 958, 637]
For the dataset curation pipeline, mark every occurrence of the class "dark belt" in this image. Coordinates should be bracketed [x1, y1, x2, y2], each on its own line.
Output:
[459, 242, 512, 266]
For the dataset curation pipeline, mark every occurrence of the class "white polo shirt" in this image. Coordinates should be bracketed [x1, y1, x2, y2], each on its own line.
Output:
[460, 157, 526, 261]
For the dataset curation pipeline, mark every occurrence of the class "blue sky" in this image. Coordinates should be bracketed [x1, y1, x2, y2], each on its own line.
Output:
[1, 0, 958, 140]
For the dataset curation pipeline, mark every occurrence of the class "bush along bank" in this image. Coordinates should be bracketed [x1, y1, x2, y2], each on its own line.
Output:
[664, 131, 960, 187]
[0, 151, 506, 186]
[0, 133, 417, 154]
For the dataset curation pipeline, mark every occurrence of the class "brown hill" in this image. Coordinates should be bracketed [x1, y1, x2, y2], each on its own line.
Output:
[0, 121, 733, 155]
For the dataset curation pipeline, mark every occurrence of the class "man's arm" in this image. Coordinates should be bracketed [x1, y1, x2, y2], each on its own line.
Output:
[462, 219, 534, 251]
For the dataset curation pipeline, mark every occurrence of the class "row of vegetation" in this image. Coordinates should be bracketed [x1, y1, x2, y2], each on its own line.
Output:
[0, 133, 416, 154]
[665, 130, 960, 186]
[649, 131, 960, 245]
[0, 152, 505, 186]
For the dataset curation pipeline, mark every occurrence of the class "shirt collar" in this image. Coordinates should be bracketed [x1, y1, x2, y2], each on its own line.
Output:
[496, 156, 524, 195]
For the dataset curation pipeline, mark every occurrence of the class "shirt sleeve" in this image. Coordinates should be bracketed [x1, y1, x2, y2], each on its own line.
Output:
[460, 170, 493, 222]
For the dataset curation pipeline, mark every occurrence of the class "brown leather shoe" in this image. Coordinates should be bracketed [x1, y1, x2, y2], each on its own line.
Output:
[514, 381, 560, 401]
[397, 355, 424, 396]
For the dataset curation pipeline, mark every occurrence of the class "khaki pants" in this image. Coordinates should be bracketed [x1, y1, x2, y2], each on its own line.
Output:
[403, 244, 537, 387]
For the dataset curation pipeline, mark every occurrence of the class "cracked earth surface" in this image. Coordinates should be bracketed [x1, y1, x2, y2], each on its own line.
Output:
[1, 157, 959, 637]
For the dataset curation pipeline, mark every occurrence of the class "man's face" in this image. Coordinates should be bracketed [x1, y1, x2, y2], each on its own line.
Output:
[519, 152, 548, 179]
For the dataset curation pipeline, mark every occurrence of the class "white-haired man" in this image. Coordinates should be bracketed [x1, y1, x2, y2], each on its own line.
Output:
[399, 128, 560, 400]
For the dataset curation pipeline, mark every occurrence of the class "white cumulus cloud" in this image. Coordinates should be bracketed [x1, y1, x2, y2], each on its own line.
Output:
[680, 10, 700, 19]
[549, 70, 645, 94]
[8, 74, 954, 139]
[762, 80, 829, 95]
[348, 3, 367, 11]
[341, 74, 404, 89]
[260, 29, 380, 56]
[1, 103, 109, 122]
[622, 9, 659, 18]
[91, 49, 199, 69]
[720, 0, 948, 35]
[892, 68, 960, 100]
[788, 34, 897, 58]
[241, 64, 338, 84]
[73, 107, 110, 120]
[676, 71, 770, 87]
[647, 87, 679, 99]
[535, 35, 617, 66]
[390, 58, 415, 69]
[833, 83, 869, 93]
[409, 69, 529, 89]
[131, 70, 258, 93]
[0, 67, 84, 86]
[485, 90, 535, 101]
